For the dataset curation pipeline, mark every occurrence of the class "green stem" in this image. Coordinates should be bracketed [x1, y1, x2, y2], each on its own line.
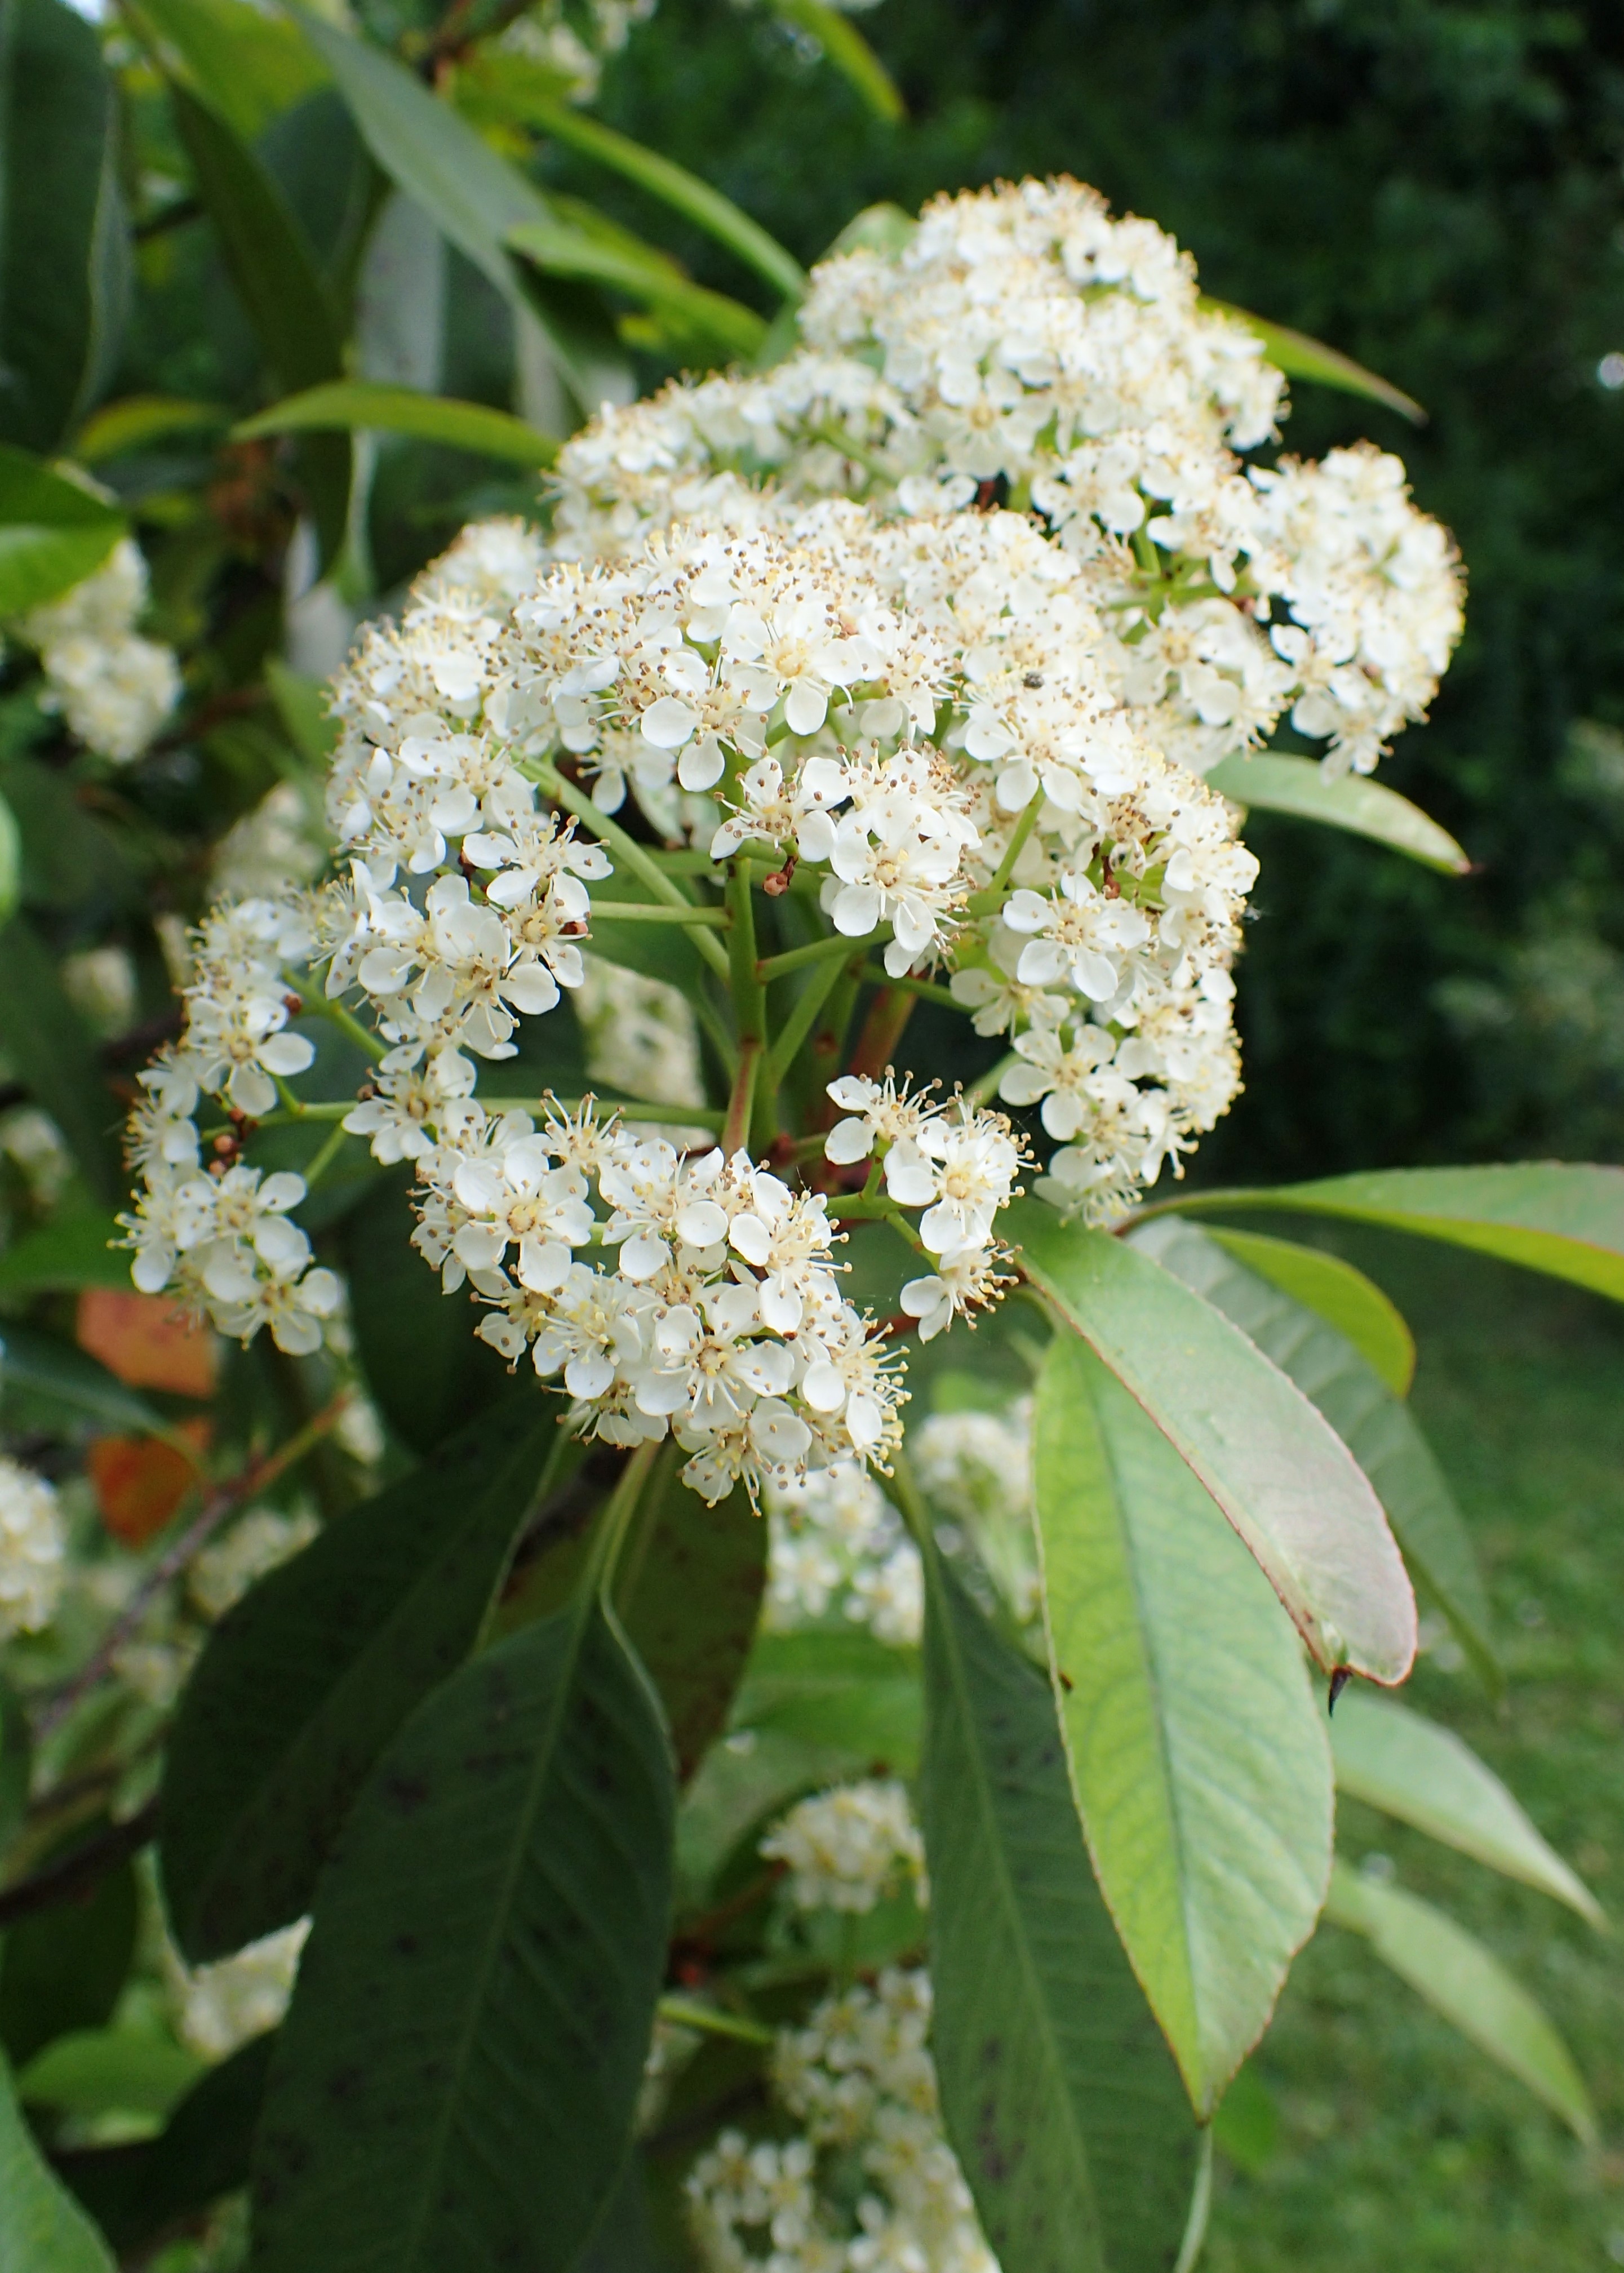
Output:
[591, 901, 730, 927]
[299, 1118, 352, 1193]
[656, 1995, 774, 2048]
[760, 926, 882, 983]
[722, 1043, 761, 1156]
[766, 944, 862, 1086]
[532, 760, 732, 981]
[858, 965, 957, 1008]
[724, 858, 768, 1153]
[304, 993, 385, 1062]
[966, 797, 1041, 916]
[587, 1440, 659, 1599]
[967, 1049, 1019, 1108]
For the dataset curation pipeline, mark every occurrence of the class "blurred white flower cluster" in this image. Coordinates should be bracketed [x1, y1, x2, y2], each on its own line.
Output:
[0, 1456, 65, 1639]
[687, 1788, 992, 2273]
[552, 178, 1462, 779]
[169, 1919, 309, 2062]
[912, 1402, 1039, 1626]
[764, 1461, 921, 1644]
[14, 538, 180, 765]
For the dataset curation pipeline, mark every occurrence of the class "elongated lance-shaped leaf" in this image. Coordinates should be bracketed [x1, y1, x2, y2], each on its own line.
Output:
[1199, 299, 1425, 424]
[1330, 1691, 1603, 1926]
[0, 2050, 116, 2270]
[1205, 1227, 1416, 1395]
[0, 1324, 166, 1437]
[130, 0, 326, 141]
[161, 1396, 569, 1960]
[1132, 1218, 1496, 1692]
[0, 0, 130, 453]
[0, 442, 123, 612]
[235, 380, 557, 465]
[1013, 1202, 1416, 1682]
[768, 0, 904, 119]
[919, 1524, 1200, 2270]
[73, 392, 228, 461]
[1151, 1161, 1624, 1306]
[250, 1586, 675, 2273]
[1033, 1336, 1333, 2113]
[1206, 752, 1467, 873]
[290, 10, 629, 419]
[507, 219, 765, 357]
[1325, 1861, 1595, 2139]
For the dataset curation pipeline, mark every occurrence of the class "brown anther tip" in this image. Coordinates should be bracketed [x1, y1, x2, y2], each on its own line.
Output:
[212, 1134, 236, 1156]
[282, 992, 303, 1015]
[356, 1084, 377, 1102]
[208, 1157, 227, 1178]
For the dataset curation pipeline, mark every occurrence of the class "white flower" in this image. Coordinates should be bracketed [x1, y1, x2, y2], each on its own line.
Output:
[0, 1458, 64, 1637]
[762, 1781, 925, 1915]
[171, 1921, 310, 2061]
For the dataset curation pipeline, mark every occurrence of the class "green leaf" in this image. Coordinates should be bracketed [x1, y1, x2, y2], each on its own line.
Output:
[263, 658, 334, 769]
[250, 1591, 675, 2273]
[495, 92, 804, 301]
[0, 1678, 29, 1859]
[767, 0, 905, 121]
[0, 1210, 130, 1294]
[161, 1396, 567, 1961]
[616, 1445, 766, 1781]
[289, 11, 629, 419]
[57, 2032, 273, 2254]
[0, 914, 121, 1202]
[341, 1168, 518, 1455]
[1330, 1691, 1604, 1926]
[1013, 1201, 1416, 1682]
[236, 379, 558, 466]
[920, 1533, 1200, 2270]
[1165, 1161, 1624, 1305]
[73, 393, 229, 463]
[0, 0, 130, 453]
[508, 218, 766, 358]
[0, 2050, 116, 2271]
[131, 0, 326, 141]
[1133, 1218, 1497, 1693]
[167, 80, 348, 561]
[18, 2028, 202, 2118]
[0, 445, 123, 614]
[733, 1628, 921, 1768]
[1032, 1335, 1333, 2113]
[0, 788, 20, 926]
[0, 1852, 137, 2067]
[1205, 1226, 1415, 1395]
[1206, 752, 1467, 873]
[0, 1324, 166, 1436]
[1200, 300, 1425, 425]
[1324, 1861, 1595, 2139]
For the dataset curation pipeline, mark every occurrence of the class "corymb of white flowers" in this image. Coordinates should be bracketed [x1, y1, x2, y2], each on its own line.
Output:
[117, 196, 1281, 1515]
[552, 176, 1463, 782]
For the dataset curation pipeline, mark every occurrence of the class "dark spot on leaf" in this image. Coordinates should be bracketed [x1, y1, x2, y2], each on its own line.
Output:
[384, 1772, 431, 1814]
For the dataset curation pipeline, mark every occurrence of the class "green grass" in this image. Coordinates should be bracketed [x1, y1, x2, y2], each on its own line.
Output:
[1206, 1227, 1624, 2272]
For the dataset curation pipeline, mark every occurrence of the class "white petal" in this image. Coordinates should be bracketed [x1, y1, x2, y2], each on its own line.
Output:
[641, 695, 700, 750]
[258, 1032, 315, 1076]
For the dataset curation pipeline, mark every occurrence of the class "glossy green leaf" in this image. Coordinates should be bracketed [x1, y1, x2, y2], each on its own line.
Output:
[0, 1853, 137, 2067]
[1164, 1162, 1624, 1306]
[168, 80, 349, 560]
[0, 1324, 166, 1436]
[0, 0, 130, 453]
[251, 1591, 675, 2273]
[263, 658, 335, 769]
[0, 914, 121, 1202]
[768, 0, 905, 120]
[1205, 1227, 1415, 1395]
[236, 379, 558, 466]
[508, 215, 766, 357]
[161, 1397, 566, 1961]
[57, 2032, 273, 2254]
[133, 0, 326, 141]
[0, 788, 19, 925]
[499, 93, 804, 300]
[73, 393, 229, 463]
[1133, 1218, 1496, 1692]
[1330, 1691, 1603, 1926]
[1033, 1335, 1333, 2112]
[19, 2027, 201, 2118]
[616, 1445, 766, 1781]
[1206, 752, 1467, 873]
[291, 10, 629, 419]
[0, 445, 123, 614]
[1201, 299, 1425, 424]
[0, 2051, 116, 2271]
[0, 1210, 130, 1294]
[920, 1533, 1199, 2270]
[1013, 1201, 1416, 1682]
[1325, 1861, 1595, 2138]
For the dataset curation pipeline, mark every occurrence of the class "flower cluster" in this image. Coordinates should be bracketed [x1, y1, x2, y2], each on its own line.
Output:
[549, 178, 1462, 780]
[14, 538, 180, 764]
[761, 1779, 926, 1914]
[0, 1457, 65, 1640]
[169, 1920, 309, 2062]
[764, 1462, 921, 1644]
[913, 1402, 1040, 1627]
[413, 1103, 903, 1504]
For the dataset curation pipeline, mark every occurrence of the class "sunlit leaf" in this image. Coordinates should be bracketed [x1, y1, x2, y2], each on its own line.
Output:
[1133, 1218, 1496, 1692]
[507, 218, 766, 357]
[767, 0, 904, 121]
[18, 2028, 202, 2119]
[1201, 299, 1425, 424]
[73, 394, 229, 463]
[1325, 1861, 1595, 2138]
[130, 0, 326, 140]
[1033, 1335, 1333, 2112]
[235, 379, 558, 466]
[0, 444, 123, 614]
[1206, 752, 1468, 873]
[920, 1531, 1201, 2267]
[1330, 1691, 1603, 1926]
[0, 2051, 116, 2271]
[1204, 1227, 1415, 1395]
[1013, 1202, 1416, 1682]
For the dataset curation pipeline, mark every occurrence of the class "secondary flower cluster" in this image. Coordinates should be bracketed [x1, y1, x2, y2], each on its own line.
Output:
[550, 177, 1462, 780]
[0, 1456, 65, 1641]
[761, 1778, 926, 1914]
[12, 537, 180, 765]
[764, 1462, 921, 1644]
